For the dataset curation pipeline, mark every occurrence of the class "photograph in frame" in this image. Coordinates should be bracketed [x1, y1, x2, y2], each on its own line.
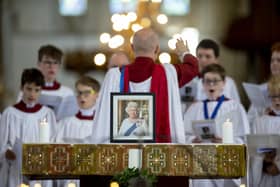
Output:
[110, 92, 155, 143]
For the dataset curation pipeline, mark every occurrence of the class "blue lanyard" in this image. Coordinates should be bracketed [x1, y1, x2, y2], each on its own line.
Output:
[120, 66, 125, 92]
[203, 95, 225, 119]
[119, 66, 130, 93]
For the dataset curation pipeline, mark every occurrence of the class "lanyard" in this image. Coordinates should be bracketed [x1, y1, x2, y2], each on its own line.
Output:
[120, 66, 125, 92]
[203, 95, 225, 119]
[119, 66, 130, 93]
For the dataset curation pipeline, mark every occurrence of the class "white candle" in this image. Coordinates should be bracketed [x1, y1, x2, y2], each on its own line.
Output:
[222, 119, 234, 143]
[19, 184, 29, 187]
[34, 183, 42, 187]
[110, 182, 119, 187]
[67, 182, 76, 187]
[39, 118, 50, 143]
[240, 184, 246, 187]
[128, 149, 142, 169]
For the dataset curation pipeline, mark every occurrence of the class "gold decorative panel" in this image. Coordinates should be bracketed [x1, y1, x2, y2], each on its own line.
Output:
[22, 144, 246, 178]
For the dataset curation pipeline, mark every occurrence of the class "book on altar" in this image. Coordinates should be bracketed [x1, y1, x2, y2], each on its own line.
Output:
[242, 82, 269, 108]
[246, 134, 280, 156]
[192, 119, 216, 142]
[38, 94, 78, 120]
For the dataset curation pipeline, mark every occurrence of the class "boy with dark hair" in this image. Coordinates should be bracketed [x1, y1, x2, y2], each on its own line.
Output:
[196, 39, 220, 71]
[37, 44, 74, 99]
[18, 44, 76, 120]
[0, 68, 56, 187]
[180, 39, 240, 113]
[37, 44, 77, 120]
[184, 64, 249, 187]
[38, 44, 63, 63]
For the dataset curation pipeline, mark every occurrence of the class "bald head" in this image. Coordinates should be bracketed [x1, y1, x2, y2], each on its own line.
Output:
[132, 28, 159, 59]
[108, 51, 130, 68]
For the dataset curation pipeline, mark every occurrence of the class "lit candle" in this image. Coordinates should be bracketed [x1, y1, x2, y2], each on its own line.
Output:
[68, 182, 76, 187]
[39, 118, 50, 143]
[110, 182, 119, 187]
[34, 183, 42, 187]
[222, 119, 234, 143]
[128, 149, 142, 168]
[19, 184, 29, 187]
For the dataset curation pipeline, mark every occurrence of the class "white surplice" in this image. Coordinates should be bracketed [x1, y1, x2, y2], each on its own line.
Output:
[247, 82, 269, 132]
[55, 107, 95, 187]
[89, 64, 185, 144]
[184, 99, 250, 187]
[0, 105, 56, 187]
[41, 85, 74, 97]
[55, 108, 95, 143]
[17, 84, 75, 121]
[250, 114, 280, 187]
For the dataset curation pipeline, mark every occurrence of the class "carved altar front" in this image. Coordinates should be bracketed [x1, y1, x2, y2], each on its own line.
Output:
[22, 143, 246, 179]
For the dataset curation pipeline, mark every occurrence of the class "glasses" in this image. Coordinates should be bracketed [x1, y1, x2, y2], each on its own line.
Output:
[202, 79, 223, 86]
[76, 89, 96, 97]
[41, 60, 61, 65]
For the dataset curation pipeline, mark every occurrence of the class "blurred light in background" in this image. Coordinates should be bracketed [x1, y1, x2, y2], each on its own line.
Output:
[100, 33, 111, 44]
[181, 27, 199, 55]
[94, 53, 106, 66]
[108, 35, 125, 48]
[59, 0, 87, 16]
[168, 28, 199, 56]
[157, 14, 168, 24]
[159, 52, 171, 64]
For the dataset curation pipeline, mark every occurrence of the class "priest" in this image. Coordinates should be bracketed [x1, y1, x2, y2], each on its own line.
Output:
[90, 28, 198, 144]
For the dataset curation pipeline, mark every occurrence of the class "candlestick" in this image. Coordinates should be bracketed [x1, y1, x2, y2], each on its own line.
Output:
[222, 119, 234, 143]
[128, 149, 142, 169]
[39, 118, 50, 143]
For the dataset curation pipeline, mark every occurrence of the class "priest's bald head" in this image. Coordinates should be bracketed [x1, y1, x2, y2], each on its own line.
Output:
[132, 28, 160, 61]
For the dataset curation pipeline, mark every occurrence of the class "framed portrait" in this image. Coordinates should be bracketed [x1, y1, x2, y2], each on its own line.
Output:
[110, 92, 155, 143]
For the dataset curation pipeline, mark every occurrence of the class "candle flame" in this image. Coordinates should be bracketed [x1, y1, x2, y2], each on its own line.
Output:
[110, 182, 119, 187]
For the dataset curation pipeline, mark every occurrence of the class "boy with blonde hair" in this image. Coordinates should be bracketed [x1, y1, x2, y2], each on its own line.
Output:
[55, 76, 100, 187]
[250, 75, 280, 187]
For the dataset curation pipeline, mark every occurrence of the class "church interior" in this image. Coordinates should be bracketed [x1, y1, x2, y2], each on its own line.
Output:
[1, 0, 280, 187]
[0, 0, 279, 110]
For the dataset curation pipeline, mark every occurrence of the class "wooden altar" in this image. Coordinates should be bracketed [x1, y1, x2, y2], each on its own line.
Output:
[22, 144, 246, 186]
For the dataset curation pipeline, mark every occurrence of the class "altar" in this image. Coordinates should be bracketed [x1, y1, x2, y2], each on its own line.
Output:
[22, 143, 246, 186]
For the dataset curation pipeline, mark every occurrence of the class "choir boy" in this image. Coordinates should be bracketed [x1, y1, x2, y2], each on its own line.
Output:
[184, 64, 250, 187]
[0, 68, 56, 187]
